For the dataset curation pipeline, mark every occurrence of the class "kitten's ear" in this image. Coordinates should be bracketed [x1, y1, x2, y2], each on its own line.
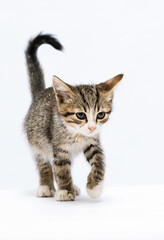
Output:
[53, 76, 76, 103]
[97, 74, 123, 101]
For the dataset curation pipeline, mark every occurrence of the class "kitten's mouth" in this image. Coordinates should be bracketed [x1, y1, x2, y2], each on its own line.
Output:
[89, 131, 95, 134]
[89, 130, 95, 134]
[85, 130, 98, 137]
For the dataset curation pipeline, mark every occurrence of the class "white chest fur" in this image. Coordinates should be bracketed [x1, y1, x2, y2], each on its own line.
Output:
[69, 140, 87, 157]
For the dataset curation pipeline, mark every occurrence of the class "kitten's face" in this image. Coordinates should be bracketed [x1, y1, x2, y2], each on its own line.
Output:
[53, 74, 123, 137]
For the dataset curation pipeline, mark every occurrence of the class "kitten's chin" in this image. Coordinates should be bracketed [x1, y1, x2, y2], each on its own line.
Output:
[81, 131, 99, 137]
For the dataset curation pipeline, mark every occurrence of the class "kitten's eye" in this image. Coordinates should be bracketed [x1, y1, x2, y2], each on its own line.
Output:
[76, 112, 87, 120]
[97, 111, 105, 119]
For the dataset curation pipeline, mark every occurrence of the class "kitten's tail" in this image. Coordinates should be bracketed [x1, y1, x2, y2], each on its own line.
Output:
[25, 33, 63, 99]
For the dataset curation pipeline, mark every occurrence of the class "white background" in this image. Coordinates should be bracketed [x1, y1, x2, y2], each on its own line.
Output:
[0, 0, 164, 190]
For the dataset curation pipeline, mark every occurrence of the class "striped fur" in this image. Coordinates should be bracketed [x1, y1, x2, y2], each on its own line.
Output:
[25, 34, 63, 99]
[36, 158, 55, 197]
[24, 33, 123, 201]
[84, 143, 105, 190]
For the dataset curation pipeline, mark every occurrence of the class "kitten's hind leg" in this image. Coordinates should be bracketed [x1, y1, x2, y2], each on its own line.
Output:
[36, 154, 55, 197]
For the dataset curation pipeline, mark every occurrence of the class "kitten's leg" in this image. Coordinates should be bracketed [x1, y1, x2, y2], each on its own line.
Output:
[36, 154, 55, 197]
[84, 144, 105, 199]
[53, 148, 75, 201]
[73, 184, 81, 196]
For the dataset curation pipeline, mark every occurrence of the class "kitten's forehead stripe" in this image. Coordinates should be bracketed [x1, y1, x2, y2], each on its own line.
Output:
[95, 87, 100, 111]
[77, 88, 89, 110]
[76, 85, 99, 110]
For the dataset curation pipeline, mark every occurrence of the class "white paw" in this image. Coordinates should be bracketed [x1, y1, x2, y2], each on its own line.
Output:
[37, 185, 55, 197]
[55, 190, 75, 201]
[74, 185, 81, 196]
[86, 182, 103, 199]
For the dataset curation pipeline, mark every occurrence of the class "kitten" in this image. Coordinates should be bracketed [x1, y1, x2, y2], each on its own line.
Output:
[24, 34, 123, 201]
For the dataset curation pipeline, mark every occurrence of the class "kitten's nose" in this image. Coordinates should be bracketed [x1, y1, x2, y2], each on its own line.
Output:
[88, 126, 96, 132]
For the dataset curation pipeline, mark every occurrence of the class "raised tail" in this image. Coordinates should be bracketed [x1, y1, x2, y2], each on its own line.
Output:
[25, 33, 63, 99]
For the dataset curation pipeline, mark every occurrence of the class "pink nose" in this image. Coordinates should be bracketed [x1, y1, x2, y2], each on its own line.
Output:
[88, 126, 96, 132]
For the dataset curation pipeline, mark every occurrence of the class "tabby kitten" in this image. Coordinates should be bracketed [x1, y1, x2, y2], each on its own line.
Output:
[24, 34, 123, 201]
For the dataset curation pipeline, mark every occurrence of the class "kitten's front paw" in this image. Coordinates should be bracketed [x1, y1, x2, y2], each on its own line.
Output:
[86, 182, 103, 199]
[37, 185, 55, 197]
[55, 190, 75, 201]
[74, 185, 81, 196]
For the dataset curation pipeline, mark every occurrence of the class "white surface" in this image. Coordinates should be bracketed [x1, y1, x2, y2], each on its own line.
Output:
[0, 185, 164, 240]
[0, 0, 164, 189]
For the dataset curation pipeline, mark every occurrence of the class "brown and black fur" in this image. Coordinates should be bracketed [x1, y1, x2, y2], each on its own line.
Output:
[24, 33, 123, 201]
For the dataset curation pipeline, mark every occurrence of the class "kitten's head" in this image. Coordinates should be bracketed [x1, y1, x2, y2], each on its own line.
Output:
[53, 74, 123, 137]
